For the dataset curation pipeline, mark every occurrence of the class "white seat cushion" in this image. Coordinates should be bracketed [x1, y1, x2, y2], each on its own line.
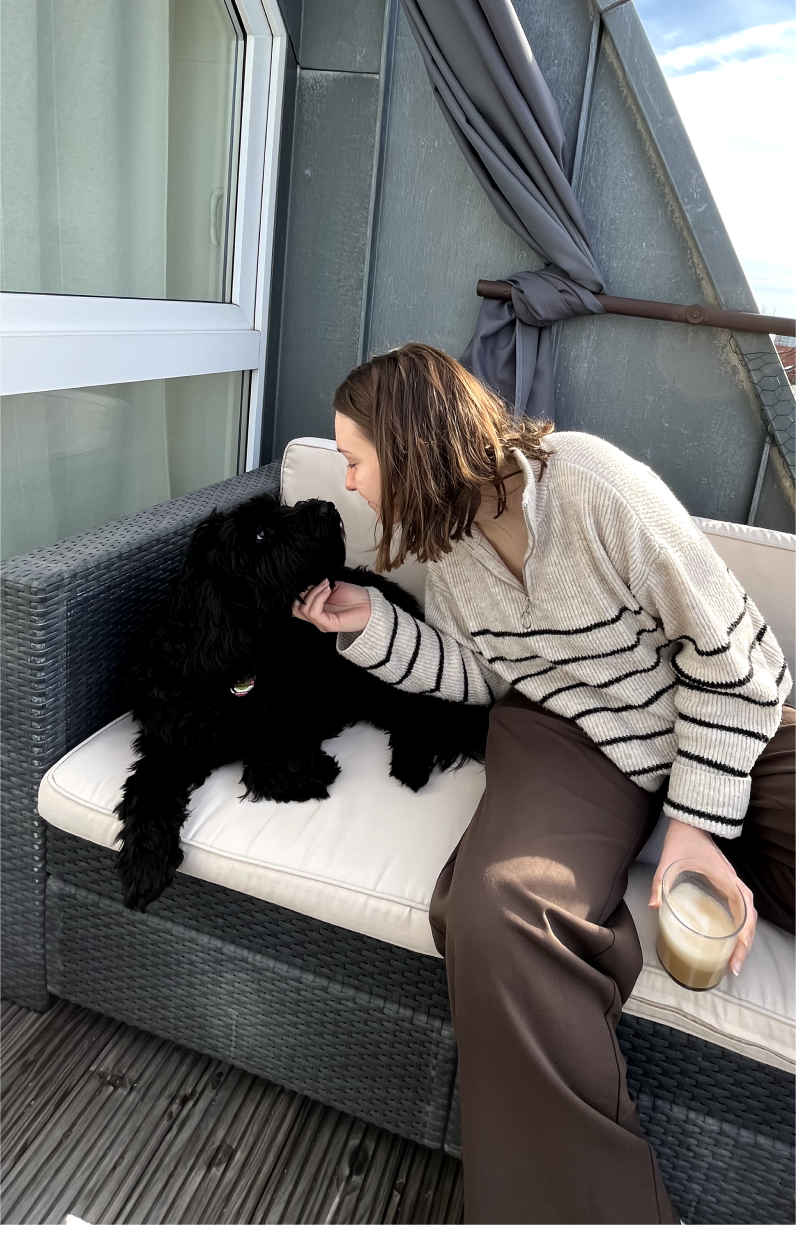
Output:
[39, 713, 486, 958]
[39, 713, 794, 1073]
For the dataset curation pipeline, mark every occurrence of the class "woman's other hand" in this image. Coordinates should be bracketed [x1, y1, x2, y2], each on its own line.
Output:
[649, 818, 757, 976]
[291, 580, 372, 634]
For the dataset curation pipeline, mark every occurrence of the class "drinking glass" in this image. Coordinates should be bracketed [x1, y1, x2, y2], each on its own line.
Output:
[656, 857, 747, 991]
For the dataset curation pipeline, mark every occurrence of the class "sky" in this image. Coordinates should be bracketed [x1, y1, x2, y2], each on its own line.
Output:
[635, 0, 794, 319]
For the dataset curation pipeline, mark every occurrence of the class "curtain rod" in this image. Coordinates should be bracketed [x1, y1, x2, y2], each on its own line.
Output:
[476, 280, 796, 337]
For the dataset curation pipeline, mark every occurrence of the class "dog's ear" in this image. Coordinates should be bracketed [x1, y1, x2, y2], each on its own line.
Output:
[186, 510, 240, 574]
[171, 512, 244, 677]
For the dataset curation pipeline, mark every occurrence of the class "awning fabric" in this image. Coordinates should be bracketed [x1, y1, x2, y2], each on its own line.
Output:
[400, 0, 605, 418]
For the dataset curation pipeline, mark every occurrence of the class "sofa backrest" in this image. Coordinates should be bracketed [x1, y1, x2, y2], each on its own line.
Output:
[690, 517, 795, 702]
[281, 437, 795, 698]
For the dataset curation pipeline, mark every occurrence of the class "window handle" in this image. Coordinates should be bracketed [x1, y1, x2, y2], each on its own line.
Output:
[210, 189, 225, 246]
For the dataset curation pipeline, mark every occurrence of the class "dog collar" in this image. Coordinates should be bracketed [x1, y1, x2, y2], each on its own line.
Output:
[230, 676, 256, 697]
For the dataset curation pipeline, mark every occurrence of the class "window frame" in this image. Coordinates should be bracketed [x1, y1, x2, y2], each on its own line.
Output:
[0, 0, 287, 471]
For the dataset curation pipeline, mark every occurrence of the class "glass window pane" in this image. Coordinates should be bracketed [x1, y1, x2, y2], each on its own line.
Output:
[0, 0, 243, 302]
[1, 371, 248, 559]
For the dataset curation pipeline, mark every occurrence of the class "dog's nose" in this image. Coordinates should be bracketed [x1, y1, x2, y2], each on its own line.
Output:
[318, 501, 334, 518]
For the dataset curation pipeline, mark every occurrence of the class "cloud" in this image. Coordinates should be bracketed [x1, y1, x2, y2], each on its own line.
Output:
[658, 20, 795, 76]
[635, 0, 793, 53]
[660, 25, 795, 316]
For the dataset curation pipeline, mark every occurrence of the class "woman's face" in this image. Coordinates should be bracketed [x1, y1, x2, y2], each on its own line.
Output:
[335, 412, 382, 517]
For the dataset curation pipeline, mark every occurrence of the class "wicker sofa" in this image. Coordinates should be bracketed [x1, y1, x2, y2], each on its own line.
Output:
[2, 440, 794, 1225]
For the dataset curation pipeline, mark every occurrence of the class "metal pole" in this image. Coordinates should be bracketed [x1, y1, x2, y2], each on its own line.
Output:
[475, 280, 796, 337]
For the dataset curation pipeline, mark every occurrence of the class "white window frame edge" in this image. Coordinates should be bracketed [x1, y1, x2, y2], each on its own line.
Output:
[0, 0, 287, 473]
[244, 0, 287, 469]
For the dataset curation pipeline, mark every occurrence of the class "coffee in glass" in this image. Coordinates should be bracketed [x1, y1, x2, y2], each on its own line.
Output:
[656, 858, 747, 991]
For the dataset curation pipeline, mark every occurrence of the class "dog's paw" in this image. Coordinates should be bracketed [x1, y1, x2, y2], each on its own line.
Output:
[242, 750, 340, 803]
[389, 751, 433, 792]
[308, 749, 341, 787]
[116, 837, 183, 912]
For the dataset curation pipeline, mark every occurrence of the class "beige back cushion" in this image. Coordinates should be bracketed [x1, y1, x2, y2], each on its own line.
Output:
[281, 438, 795, 695]
[692, 518, 795, 704]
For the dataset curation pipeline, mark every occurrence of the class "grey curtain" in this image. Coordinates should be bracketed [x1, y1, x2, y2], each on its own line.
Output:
[400, 0, 605, 419]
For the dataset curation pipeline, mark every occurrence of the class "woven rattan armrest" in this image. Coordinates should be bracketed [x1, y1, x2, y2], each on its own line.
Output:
[0, 463, 280, 1009]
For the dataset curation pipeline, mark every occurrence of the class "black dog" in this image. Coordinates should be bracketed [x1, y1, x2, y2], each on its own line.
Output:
[115, 490, 489, 911]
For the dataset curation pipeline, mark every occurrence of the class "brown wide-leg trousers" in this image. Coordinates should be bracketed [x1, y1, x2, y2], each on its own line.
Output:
[429, 694, 795, 1225]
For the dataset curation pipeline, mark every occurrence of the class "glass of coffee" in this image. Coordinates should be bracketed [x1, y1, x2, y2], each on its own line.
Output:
[656, 858, 747, 991]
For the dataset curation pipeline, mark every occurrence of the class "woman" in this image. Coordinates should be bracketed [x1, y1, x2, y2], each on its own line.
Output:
[293, 343, 794, 1225]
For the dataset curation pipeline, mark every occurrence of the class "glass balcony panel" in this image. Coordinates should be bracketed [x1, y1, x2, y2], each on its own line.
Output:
[0, 0, 243, 302]
[1, 370, 247, 558]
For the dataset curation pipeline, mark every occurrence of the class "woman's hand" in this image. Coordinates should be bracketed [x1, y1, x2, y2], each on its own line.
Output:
[649, 818, 756, 976]
[291, 579, 372, 634]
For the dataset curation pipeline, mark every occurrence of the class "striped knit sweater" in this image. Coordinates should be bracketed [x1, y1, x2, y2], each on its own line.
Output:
[338, 432, 791, 839]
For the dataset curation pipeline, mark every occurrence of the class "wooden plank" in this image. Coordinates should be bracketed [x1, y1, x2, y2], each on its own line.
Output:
[1, 1003, 116, 1112]
[277, 1105, 353, 1224]
[290, 1110, 360, 1224]
[36, 1037, 177, 1226]
[346, 1126, 406, 1224]
[427, 1151, 464, 1224]
[170, 1077, 283, 1224]
[2, 1023, 157, 1222]
[400, 1145, 447, 1225]
[155, 1072, 267, 1223]
[3, 1022, 123, 1175]
[1, 999, 464, 1225]
[84, 1045, 225, 1224]
[331, 1120, 383, 1223]
[211, 1088, 309, 1224]
[248, 1095, 331, 1224]
[380, 1137, 419, 1225]
[107, 1057, 232, 1225]
[133, 1064, 249, 1225]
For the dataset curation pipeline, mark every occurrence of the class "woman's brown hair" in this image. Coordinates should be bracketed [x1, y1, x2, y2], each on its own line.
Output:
[333, 343, 553, 572]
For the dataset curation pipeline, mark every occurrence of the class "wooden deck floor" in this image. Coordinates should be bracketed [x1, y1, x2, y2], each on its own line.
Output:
[0, 998, 464, 1225]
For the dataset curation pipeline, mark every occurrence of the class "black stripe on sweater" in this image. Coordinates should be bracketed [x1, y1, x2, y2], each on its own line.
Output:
[671, 623, 768, 693]
[570, 682, 675, 722]
[624, 761, 671, 778]
[393, 616, 423, 686]
[599, 726, 676, 748]
[362, 603, 399, 672]
[665, 798, 745, 828]
[677, 749, 751, 778]
[473, 593, 749, 652]
[673, 640, 783, 704]
[654, 597, 748, 664]
[431, 627, 445, 695]
[677, 712, 769, 743]
[527, 642, 670, 702]
[483, 623, 660, 669]
[471, 604, 643, 641]
[678, 683, 782, 707]
[461, 656, 469, 704]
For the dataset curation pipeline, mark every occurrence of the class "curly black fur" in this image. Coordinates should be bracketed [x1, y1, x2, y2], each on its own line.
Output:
[115, 492, 490, 911]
